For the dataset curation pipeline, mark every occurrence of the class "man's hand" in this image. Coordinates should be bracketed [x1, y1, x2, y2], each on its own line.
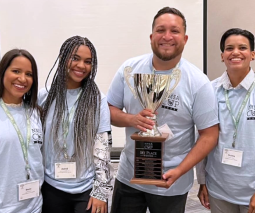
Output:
[130, 109, 155, 131]
[109, 105, 155, 130]
[158, 167, 182, 188]
[197, 184, 210, 209]
[248, 193, 255, 213]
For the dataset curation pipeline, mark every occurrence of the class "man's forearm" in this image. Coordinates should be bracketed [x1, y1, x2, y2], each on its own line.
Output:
[177, 124, 219, 176]
[109, 105, 155, 131]
[109, 105, 133, 127]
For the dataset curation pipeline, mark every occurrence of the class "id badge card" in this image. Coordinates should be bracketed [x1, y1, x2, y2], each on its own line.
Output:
[158, 123, 174, 140]
[18, 180, 40, 201]
[222, 148, 243, 167]
[55, 162, 76, 179]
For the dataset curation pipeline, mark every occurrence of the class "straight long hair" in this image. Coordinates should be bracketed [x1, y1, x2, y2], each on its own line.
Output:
[0, 49, 39, 114]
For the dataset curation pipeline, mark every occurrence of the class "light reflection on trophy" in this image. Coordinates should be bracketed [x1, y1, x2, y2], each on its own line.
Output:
[124, 66, 181, 186]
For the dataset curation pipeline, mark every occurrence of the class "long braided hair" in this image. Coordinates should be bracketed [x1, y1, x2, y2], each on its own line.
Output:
[41, 36, 101, 173]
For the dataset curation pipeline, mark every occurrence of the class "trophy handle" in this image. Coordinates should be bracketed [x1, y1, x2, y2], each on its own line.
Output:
[124, 66, 137, 98]
[166, 68, 181, 98]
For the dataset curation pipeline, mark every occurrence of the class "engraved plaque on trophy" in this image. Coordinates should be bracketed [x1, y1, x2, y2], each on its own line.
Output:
[124, 67, 181, 187]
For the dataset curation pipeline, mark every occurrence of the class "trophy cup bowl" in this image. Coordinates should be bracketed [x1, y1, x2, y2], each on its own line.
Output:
[134, 73, 171, 136]
[124, 66, 181, 186]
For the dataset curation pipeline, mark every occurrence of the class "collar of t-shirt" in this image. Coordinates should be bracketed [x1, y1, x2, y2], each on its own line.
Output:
[216, 68, 254, 90]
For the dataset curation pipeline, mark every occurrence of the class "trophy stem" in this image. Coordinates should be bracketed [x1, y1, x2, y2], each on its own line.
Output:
[138, 114, 161, 137]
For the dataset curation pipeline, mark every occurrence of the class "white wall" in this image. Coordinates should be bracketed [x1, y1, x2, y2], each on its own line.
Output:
[0, 0, 203, 147]
[207, 0, 255, 80]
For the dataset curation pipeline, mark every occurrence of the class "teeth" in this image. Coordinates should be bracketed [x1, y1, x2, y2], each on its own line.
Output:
[161, 44, 174, 46]
[73, 70, 84, 76]
[231, 58, 242, 61]
[74, 71, 83, 74]
[14, 84, 25, 88]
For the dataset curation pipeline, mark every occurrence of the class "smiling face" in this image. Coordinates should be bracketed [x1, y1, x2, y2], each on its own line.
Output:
[221, 35, 255, 73]
[150, 13, 188, 62]
[2, 56, 33, 104]
[67, 45, 92, 89]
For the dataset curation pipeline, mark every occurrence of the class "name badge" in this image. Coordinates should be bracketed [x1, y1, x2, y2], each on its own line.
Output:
[158, 123, 174, 140]
[55, 162, 76, 179]
[18, 180, 40, 201]
[222, 148, 243, 167]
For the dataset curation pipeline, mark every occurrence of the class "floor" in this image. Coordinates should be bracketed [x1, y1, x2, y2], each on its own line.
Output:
[108, 162, 210, 213]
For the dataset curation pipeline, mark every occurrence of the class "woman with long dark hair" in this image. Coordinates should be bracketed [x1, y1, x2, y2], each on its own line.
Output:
[0, 49, 43, 212]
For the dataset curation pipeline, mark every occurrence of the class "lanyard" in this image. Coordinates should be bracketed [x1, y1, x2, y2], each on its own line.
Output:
[62, 90, 81, 159]
[0, 99, 31, 180]
[224, 81, 255, 148]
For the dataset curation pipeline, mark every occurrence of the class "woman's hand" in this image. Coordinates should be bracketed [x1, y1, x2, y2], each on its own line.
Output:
[87, 197, 107, 213]
[248, 193, 255, 213]
[197, 184, 210, 209]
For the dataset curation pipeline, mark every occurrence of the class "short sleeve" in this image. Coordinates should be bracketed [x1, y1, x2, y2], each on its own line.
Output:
[193, 82, 219, 130]
[97, 93, 111, 133]
[107, 66, 125, 109]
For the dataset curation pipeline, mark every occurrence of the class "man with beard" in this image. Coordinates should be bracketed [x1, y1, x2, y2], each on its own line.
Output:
[107, 7, 219, 213]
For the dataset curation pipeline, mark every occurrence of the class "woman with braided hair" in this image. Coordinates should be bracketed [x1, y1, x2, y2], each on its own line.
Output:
[38, 36, 112, 213]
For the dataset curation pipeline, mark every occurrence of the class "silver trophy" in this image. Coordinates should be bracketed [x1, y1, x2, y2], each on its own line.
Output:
[124, 66, 181, 137]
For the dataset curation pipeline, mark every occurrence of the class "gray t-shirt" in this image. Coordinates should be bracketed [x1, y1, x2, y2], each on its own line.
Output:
[107, 53, 218, 196]
[38, 88, 111, 194]
[0, 104, 43, 213]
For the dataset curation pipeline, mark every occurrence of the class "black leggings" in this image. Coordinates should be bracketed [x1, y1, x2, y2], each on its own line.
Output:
[42, 181, 92, 213]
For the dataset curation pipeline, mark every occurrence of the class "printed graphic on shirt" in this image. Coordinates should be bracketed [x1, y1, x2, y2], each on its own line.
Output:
[161, 94, 180, 111]
[247, 105, 255, 120]
[32, 128, 43, 144]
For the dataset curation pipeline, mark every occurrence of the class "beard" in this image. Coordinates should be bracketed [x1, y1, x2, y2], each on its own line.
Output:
[151, 44, 184, 61]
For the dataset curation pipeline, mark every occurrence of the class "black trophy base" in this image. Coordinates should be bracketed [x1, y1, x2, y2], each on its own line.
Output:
[130, 132, 168, 187]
